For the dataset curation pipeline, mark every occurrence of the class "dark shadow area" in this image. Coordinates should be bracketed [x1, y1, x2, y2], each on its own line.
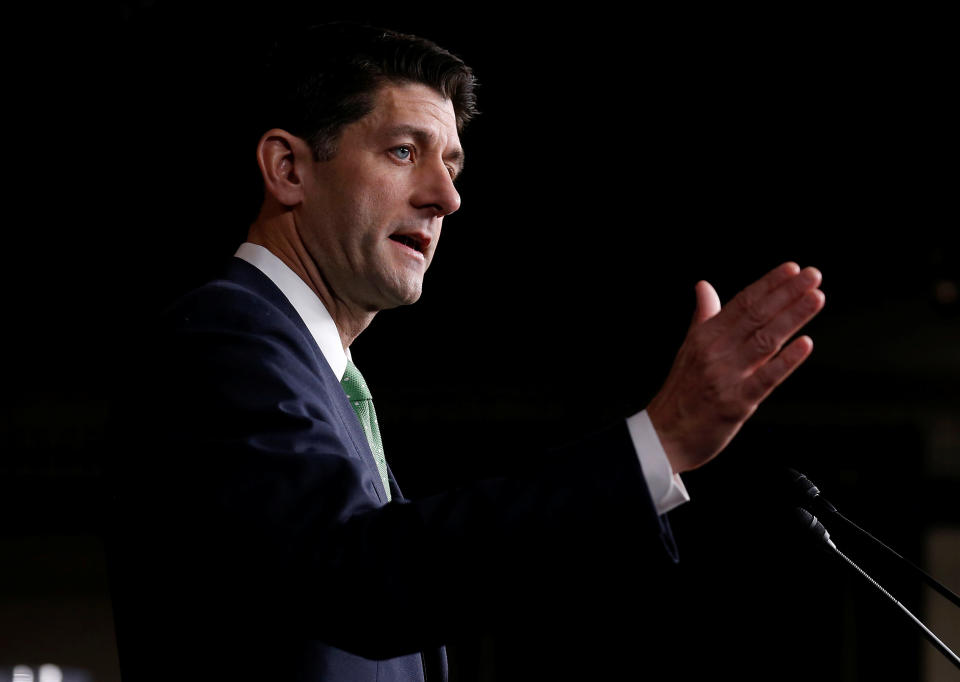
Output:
[2, 3, 957, 680]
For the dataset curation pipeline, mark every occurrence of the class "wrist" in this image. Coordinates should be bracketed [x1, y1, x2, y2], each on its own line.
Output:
[646, 399, 688, 475]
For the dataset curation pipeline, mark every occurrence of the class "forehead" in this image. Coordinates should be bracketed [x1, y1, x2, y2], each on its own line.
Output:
[357, 82, 461, 147]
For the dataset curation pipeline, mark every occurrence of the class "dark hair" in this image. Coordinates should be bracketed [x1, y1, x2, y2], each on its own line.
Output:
[259, 22, 478, 162]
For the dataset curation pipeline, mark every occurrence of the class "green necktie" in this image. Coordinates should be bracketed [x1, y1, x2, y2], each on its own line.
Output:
[341, 360, 392, 502]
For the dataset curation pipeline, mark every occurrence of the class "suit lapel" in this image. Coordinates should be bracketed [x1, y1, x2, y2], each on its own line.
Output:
[223, 257, 441, 676]
[223, 257, 391, 504]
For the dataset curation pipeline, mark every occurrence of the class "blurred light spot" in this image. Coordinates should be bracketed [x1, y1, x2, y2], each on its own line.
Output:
[934, 279, 958, 304]
[39, 665, 63, 682]
[13, 666, 35, 682]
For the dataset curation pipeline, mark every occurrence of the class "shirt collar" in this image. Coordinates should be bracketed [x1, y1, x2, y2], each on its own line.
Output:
[234, 242, 351, 380]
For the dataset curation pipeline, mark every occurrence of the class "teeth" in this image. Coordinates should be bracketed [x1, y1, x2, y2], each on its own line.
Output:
[393, 235, 420, 252]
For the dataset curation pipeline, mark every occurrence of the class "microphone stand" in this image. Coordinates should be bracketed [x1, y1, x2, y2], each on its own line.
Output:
[795, 508, 960, 671]
[788, 469, 960, 609]
[830, 508, 960, 609]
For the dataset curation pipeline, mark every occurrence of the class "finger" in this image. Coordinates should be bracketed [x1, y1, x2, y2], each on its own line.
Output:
[714, 262, 802, 332]
[690, 280, 721, 328]
[742, 335, 814, 404]
[737, 288, 825, 367]
[732, 266, 822, 340]
[732, 267, 823, 338]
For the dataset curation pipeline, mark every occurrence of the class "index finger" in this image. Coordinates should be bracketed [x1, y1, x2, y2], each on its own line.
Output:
[712, 262, 801, 331]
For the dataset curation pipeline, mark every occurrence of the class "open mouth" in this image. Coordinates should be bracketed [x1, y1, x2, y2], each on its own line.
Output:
[389, 233, 428, 254]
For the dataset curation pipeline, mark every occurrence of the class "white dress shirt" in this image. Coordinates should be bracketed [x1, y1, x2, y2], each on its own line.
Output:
[235, 242, 689, 514]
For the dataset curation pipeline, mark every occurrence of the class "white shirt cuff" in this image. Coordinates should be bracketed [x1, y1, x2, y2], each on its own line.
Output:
[625, 410, 690, 514]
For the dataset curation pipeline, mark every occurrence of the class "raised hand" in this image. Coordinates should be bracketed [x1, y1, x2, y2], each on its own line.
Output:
[646, 262, 825, 474]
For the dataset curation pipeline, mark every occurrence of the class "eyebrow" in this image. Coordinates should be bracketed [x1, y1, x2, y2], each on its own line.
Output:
[385, 124, 466, 178]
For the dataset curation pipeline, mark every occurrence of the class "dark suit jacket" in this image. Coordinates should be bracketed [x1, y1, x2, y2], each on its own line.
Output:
[107, 257, 678, 681]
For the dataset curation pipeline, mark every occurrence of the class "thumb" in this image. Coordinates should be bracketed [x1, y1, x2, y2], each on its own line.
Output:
[690, 280, 721, 327]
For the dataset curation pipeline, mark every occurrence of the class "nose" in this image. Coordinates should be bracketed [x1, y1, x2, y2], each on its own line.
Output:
[411, 159, 461, 218]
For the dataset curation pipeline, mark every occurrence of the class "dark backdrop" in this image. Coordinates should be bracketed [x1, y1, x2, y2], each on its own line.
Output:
[2, 3, 957, 681]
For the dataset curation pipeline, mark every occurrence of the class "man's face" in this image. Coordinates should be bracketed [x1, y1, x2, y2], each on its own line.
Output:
[296, 81, 464, 312]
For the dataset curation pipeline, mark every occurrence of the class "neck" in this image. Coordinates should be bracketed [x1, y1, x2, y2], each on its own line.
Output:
[247, 203, 375, 349]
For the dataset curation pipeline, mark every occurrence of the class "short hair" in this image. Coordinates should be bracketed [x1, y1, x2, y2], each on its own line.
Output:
[259, 22, 478, 163]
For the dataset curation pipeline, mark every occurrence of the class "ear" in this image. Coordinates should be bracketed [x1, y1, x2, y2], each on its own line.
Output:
[256, 128, 312, 207]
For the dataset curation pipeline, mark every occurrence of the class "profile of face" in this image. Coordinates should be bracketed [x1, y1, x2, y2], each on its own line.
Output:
[294, 82, 464, 312]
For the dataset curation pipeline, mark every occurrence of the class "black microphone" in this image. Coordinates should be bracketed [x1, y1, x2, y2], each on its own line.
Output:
[793, 507, 836, 550]
[787, 468, 960, 609]
[786, 469, 836, 514]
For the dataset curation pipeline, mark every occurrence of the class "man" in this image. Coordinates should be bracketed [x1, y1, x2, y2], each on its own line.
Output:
[108, 22, 825, 681]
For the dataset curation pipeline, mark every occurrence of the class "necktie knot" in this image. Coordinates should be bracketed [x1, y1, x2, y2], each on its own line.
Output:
[341, 360, 372, 401]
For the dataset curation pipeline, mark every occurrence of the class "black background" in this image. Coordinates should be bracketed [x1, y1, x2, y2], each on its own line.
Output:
[2, 2, 958, 680]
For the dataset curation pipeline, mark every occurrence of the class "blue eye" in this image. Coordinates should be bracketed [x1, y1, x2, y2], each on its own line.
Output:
[393, 146, 412, 161]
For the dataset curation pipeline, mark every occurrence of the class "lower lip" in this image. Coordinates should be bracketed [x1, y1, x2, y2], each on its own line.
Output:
[390, 239, 426, 262]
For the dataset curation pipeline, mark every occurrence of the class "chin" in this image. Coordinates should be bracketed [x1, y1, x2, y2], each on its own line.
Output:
[375, 282, 423, 309]
[396, 289, 423, 306]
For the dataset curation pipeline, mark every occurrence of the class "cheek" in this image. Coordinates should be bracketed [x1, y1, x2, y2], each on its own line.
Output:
[372, 176, 406, 213]
[331, 163, 409, 243]
[350, 170, 400, 218]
